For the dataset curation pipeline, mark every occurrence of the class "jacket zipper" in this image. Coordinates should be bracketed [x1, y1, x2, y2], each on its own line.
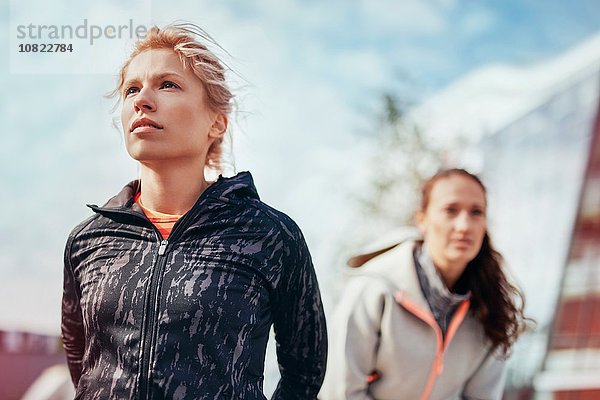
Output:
[137, 209, 199, 399]
[138, 237, 169, 400]
[89, 187, 215, 399]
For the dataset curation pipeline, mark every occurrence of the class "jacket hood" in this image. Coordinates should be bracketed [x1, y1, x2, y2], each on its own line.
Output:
[347, 226, 421, 268]
[89, 171, 259, 212]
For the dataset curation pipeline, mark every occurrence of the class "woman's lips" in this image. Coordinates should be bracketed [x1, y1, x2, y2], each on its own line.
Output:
[452, 239, 473, 248]
[132, 125, 163, 134]
[130, 117, 163, 133]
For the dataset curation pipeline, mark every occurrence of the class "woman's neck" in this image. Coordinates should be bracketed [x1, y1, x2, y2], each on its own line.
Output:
[436, 267, 462, 292]
[424, 245, 468, 292]
[138, 159, 210, 215]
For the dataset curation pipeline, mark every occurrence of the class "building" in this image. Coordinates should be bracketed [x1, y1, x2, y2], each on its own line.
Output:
[532, 81, 600, 400]
[0, 330, 68, 400]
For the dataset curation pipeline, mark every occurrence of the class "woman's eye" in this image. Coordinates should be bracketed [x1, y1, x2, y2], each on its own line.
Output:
[445, 207, 458, 214]
[124, 86, 139, 97]
[161, 81, 179, 89]
[471, 209, 485, 217]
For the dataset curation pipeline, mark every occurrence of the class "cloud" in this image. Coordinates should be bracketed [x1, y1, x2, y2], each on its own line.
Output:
[460, 8, 496, 36]
[359, 0, 448, 35]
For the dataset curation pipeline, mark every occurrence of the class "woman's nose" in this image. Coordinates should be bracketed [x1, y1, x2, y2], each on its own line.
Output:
[133, 87, 156, 112]
[455, 212, 471, 232]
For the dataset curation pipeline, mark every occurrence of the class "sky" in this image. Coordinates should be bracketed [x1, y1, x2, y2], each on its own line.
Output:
[2, 0, 600, 337]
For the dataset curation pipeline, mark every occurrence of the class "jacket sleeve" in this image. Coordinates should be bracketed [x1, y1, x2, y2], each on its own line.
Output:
[271, 228, 327, 400]
[319, 276, 386, 400]
[461, 348, 506, 400]
[61, 234, 86, 387]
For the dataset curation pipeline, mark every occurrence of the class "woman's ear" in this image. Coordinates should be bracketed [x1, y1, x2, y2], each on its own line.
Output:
[209, 113, 228, 139]
[415, 210, 427, 235]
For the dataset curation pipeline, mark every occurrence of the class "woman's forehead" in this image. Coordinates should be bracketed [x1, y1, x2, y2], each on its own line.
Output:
[429, 175, 486, 205]
[124, 49, 186, 80]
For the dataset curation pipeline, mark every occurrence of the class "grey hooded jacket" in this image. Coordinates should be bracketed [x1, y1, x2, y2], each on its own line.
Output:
[320, 240, 504, 400]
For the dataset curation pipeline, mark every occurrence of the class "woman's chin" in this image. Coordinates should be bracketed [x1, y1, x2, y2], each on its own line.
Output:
[126, 147, 169, 163]
[447, 250, 477, 266]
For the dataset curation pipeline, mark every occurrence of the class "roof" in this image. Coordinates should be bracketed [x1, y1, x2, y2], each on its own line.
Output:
[411, 32, 600, 144]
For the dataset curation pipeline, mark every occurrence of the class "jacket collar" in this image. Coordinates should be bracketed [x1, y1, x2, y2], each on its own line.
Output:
[89, 171, 259, 211]
[415, 244, 470, 303]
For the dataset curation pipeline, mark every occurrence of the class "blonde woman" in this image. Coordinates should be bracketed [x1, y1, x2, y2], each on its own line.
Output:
[61, 24, 327, 399]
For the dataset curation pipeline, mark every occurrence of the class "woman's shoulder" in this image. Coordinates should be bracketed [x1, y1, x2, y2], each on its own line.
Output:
[214, 171, 304, 239]
[64, 213, 103, 263]
[67, 213, 102, 240]
[248, 197, 298, 227]
[339, 238, 426, 305]
[246, 199, 308, 251]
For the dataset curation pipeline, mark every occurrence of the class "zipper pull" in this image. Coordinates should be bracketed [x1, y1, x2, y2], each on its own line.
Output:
[158, 239, 168, 256]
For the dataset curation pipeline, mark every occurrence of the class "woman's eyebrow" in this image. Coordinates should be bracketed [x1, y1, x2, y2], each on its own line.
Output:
[123, 72, 185, 88]
[154, 72, 185, 81]
[441, 201, 486, 208]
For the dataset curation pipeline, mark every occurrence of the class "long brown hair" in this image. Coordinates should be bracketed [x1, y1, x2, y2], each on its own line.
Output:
[421, 168, 531, 356]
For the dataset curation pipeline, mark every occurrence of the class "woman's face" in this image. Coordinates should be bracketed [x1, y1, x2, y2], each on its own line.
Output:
[417, 174, 487, 276]
[120, 48, 226, 166]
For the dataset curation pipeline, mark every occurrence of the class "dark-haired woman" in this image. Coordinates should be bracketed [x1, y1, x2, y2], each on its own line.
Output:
[320, 168, 529, 400]
[61, 24, 326, 400]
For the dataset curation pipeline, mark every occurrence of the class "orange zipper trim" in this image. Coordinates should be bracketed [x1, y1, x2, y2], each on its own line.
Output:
[395, 292, 470, 400]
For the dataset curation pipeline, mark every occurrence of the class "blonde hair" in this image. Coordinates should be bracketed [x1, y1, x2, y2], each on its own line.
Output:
[112, 23, 235, 176]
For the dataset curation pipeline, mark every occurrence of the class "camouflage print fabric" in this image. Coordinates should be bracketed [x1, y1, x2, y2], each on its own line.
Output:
[61, 171, 327, 399]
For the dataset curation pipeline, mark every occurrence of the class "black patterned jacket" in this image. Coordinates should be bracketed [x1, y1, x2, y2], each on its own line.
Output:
[61, 172, 327, 399]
